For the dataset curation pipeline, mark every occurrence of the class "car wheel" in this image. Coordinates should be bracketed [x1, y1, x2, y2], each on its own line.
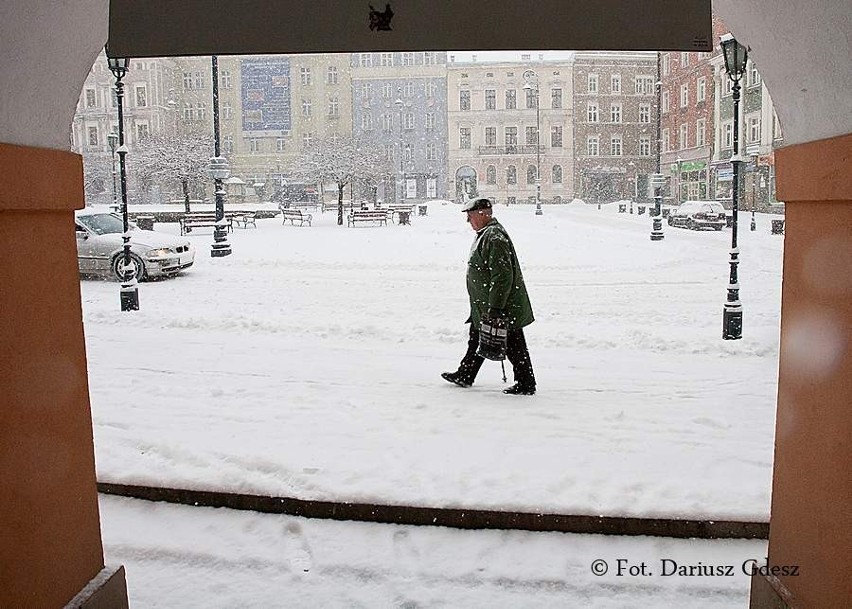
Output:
[112, 252, 145, 282]
[686, 218, 696, 230]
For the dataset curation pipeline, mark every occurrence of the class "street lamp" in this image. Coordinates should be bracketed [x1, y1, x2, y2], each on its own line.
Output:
[746, 144, 759, 231]
[720, 33, 749, 340]
[208, 55, 232, 258]
[106, 49, 139, 311]
[395, 95, 404, 204]
[107, 130, 119, 212]
[627, 161, 635, 213]
[523, 69, 543, 216]
[650, 52, 665, 241]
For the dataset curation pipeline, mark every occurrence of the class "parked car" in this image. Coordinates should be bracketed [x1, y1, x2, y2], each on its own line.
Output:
[75, 210, 195, 281]
[667, 200, 727, 230]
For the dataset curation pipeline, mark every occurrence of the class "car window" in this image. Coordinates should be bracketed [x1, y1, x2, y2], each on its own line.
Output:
[76, 213, 125, 235]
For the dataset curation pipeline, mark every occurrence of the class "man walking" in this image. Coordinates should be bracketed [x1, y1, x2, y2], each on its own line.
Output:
[442, 197, 537, 395]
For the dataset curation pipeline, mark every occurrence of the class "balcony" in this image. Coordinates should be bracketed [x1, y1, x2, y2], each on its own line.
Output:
[478, 145, 544, 156]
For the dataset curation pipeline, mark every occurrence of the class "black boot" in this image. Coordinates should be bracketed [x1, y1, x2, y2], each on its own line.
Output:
[503, 383, 535, 395]
[441, 371, 472, 388]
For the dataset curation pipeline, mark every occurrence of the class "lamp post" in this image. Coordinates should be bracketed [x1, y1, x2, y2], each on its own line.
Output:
[746, 144, 759, 231]
[394, 95, 404, 204]
[106, 49, 139, 311]
[650, 52, 665, 241]
[721, 33, 748, 340]
[208, 55, 232, 258]
[627, 161, 635, 213]
[107, 130, 119, 212]
[523, 69, 543, 216]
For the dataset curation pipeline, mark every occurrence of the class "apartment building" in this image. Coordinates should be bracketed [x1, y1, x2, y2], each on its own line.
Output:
[447, 54, 574, 206]
[350, 51, 449, 203]
[572, 51, 658, 204]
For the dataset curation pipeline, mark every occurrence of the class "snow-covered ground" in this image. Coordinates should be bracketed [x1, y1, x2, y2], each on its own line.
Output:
[101, 494, 768, 608]
[82, 200, 783, 522]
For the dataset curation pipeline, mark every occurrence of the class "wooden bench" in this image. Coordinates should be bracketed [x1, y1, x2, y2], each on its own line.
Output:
[347, 209, 389, 227]
[281, 208, 313, 227]
[232, 211, 257, 229]
[386, 203, 415, 223]
[179, 213, 233, 236]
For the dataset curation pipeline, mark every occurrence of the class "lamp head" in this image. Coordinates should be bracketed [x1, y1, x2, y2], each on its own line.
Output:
[720, 34, 748, 80]
[107, 131, 119, 151]
[105, 45, 130, 79]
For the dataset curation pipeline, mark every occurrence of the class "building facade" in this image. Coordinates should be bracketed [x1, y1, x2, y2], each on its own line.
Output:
[447, 54, 575, 206]
[572, 51, 658, 205]
[350, 51, 449, 203]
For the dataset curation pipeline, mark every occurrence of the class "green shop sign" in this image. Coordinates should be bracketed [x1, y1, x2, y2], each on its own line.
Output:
[671, 160, 707, 173]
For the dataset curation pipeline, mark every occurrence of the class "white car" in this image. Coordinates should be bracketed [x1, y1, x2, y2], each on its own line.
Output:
[75, 210, 195, 281]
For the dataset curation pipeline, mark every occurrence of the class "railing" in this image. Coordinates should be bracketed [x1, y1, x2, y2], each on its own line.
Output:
[478, 145, 545, 156]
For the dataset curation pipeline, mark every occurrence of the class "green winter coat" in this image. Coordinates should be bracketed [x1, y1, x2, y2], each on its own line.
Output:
[466, 218, 534, 329]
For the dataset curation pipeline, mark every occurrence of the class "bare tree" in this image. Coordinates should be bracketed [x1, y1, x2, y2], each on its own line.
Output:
[132, 130, 213, 212]
[81, 154, 112, 203]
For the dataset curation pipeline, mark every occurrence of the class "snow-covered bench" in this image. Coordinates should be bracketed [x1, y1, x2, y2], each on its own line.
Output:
[179, 212, 233, 235]
[232, 211, 257, 229]
[347, 209, 389, 227]
[281, 208, 312, 227]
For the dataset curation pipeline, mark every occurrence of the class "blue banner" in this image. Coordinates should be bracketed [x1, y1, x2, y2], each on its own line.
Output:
[241, 57, 291, 132]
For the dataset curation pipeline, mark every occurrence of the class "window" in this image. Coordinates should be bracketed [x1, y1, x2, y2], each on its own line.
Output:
[359, 53, 373, 67]
[223, 135, 233, 154]
[459, 128, 471, 149]
[505, 127, 518, 149]
[302, 133, 315, 148]
[425, 113, 435, 131]
[276, 138, 286, 152]
[485, 127, 496, 146]
[459, 90, 470, 110]
[588, 73, 598, 93]
[486, 165, 497, 185]
[195, 102, 206, 121]
[587, 102, 599, 122]
[525, 126, 538, 146]
[362, 114, 373, 130]
[182, 72, 193, 90]
[587, 136, 599, 156]
[639, 103, 651, 123]
[404, 113, 414, 130]
[610, 135, 622, 156]
[723, 77, 733, 96]
[360, 82, 372, 98]
[136, 123, 149, 141]
[639, 136, 651, 156]
[404, 144, 413, 162]
[426, 142, 437, 160]
[221, 70, 232, 89]
[680, 52, 690, 66]
[749, 63, 761, 87]
[380, 52, 393, 66]
[662, 128, 670, 152]
[183, 102, 193, 121]
[610, 103, 622, 123]
[662, 91, 670, 113]
[302, 99, 312, 117]
[680, 83, 689, 107]
[194, 72, 204, 89]
[611, 74, 621, 94]
[403, 81, 414, 98]
[527, 165, 537, 184]
[749, 116, 761, 142]
[328, 97, 340, 117]
[222, 101, 232, 120]
[85, 89, 97, 108]
[525, 87, 537, 109]
[696, 118, 706, 147]
[506, 165, 517, 184]
[723, 122, 733, 148]
[635, 76, 654, 94]
[551, 125, 562, 147]
[662, 54, 670, 76]
[485, 89, 496, 110]
[381, 114, 392, 132]
[505, 89, 517, 109]
[679, 123, 688, 149]
[426, 82, 436, 97]
[384, 144, 394, 161]
[249, 138, 261, 153]
[402, 52, 414, 66]
[696, 77, 706, 102]
[327, 66, 339, 85]
[424, 52, 436, 65]
[552, 165, 563, 184]
[382, 82, 392, 98]
[87, 126, 98, 146]
[300, 67, 312, 85]
[551, 88, 562, 109]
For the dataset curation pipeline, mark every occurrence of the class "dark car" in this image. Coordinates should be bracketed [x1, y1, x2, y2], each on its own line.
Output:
[667, 200, 727, 230]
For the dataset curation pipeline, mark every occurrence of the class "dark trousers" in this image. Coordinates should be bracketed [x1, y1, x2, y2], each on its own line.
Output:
[457, 323, 536, 389]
